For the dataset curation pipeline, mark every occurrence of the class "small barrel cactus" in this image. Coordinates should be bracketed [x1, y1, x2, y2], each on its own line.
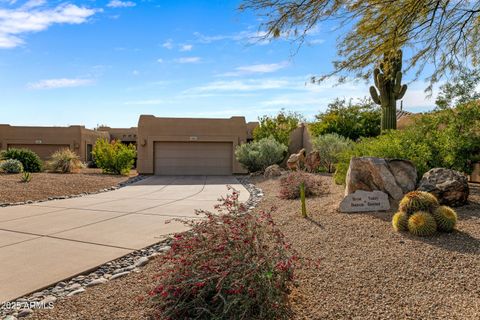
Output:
[0, 159, 24, 173]
[399, 191, 439, 215]
[407, 211, 437, 237]
[392, 211, 408, 232]
[432, 206, 457, 232]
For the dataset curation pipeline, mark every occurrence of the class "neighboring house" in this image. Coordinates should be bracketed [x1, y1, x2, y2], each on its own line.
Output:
[96, 126, 138, 146]
[0, 125, 109, 162]
[137, 115, 257, 175]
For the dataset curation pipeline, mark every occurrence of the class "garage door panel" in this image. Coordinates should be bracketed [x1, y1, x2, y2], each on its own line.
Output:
[154, 142, 232, 175]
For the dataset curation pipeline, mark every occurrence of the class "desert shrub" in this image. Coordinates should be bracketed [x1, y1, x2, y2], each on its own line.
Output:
[279, 171, 324, 199]
[92, 139, 136, 175]
[334, 101, 480, 184]
[20, 171, 32, 183]
[235, 137, 287, 172]
[309, 98, 381, 141]
[0, 159, 23, 173]
[253, 110, 304, 145]
[47, 149, 85, 173]
[1, 148, 42, 172]
[311, 133, 353, 173]
[150, 190, 298, 320]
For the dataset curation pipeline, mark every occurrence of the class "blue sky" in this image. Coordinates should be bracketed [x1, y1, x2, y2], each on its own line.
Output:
[0, 0, 437, 128]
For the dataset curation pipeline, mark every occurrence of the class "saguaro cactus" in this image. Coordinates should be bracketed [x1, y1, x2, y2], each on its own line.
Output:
[369, 50, 408, 130]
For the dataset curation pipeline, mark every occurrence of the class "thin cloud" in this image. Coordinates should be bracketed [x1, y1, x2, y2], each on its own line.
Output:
[174, 57, 201, 64]
[162, 39, 173, 49]
[0, 2, 100, 48]
[220, 61, 289, 76]
[28, 78, 94, 89]
[107, 1, 136, 8]
[180, 44, 193, 52]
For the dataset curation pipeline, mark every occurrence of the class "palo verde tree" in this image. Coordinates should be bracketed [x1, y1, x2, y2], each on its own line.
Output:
[369, 50, 407, 130]
[240, 0, 480, 90]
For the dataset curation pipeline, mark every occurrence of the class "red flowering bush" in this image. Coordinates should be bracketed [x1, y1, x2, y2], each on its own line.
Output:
[150, 188, 298, 320]
[279, 171, 325, 199]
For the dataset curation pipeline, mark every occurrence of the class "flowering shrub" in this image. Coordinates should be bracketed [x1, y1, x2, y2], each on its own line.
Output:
[279, 171, 324, 199]
[150, 189, 299, 320]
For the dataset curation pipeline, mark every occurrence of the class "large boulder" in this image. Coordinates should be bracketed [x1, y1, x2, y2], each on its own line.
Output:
[264, 164, 282, 178]
[418, 168, 469, 206]
[345, 157, 417, 200]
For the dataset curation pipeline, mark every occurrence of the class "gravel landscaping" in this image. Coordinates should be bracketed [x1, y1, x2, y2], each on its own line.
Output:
[0, 169, 137, 205]
[5, 175, 479, 319]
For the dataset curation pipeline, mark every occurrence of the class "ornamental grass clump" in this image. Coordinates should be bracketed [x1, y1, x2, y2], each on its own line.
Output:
[149, 189, 301, 320]
[393, 191, 458, 236]
[279, 171, 324, 199]
[47, 149, 85, 173]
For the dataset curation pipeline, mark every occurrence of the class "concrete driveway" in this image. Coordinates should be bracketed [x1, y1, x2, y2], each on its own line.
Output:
[0, 175, 249, 303]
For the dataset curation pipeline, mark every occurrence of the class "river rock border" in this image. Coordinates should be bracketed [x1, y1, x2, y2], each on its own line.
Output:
[0, 176, 263, 320]
[0, 175, 146, 208]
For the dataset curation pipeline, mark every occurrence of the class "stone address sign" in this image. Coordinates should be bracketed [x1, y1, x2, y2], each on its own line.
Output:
[339, 190, 390, 212]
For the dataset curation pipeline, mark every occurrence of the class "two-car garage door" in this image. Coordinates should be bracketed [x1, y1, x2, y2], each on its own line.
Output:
[154, 142, 232, 175]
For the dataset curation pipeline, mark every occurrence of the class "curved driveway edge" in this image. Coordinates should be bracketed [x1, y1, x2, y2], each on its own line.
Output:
[0, 175, 249, 303]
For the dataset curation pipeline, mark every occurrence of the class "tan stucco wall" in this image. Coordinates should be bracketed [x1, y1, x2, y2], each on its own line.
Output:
[97, 126, 138, 143]
[0, 125, 108, 162]
[137, 115, 249, 174]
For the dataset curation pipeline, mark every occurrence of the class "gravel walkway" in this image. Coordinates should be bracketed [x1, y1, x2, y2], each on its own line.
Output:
[0, 169, 134, 205]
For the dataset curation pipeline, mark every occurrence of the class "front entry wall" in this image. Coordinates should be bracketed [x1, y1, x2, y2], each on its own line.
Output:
[154, 142, 232, 175]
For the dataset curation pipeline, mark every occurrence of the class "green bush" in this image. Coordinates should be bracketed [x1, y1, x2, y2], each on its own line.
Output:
[235, 137, 287, 172]
[92, 139, 136, 175]
[1, 148, 42, 172]
[48, 149, 85, 173]
[253, 110, 304, 145]
[334, 101, 480, 184]
[311, 133, 353, 173]
[309, 98, 381, 141]
[0, 159, 24, 173]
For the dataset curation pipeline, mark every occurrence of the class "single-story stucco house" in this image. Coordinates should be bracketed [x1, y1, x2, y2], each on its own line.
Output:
[0, 124, 109, 162]
[136, 115, 259, 175]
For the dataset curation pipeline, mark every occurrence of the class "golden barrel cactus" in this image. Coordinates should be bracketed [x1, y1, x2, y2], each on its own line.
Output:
[407, 211, 437, 237]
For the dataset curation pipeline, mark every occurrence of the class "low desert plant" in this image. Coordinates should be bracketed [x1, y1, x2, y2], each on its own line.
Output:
[392, 211, 408, 232]
[149, 190, 299, 320]
[399, 191, 439, 215]
[407, 211, 438, 236]
[0, 159, 24, 173]
[47, 149, 85, 173]
[279, 171, 324, 199]
[311, 133, 353, 173]
[432, 206, 458, 232]
[92, 139, 136, 175]
[20, 171, 32, 183]
[393, 191, 457, 236]
[0, 148, 42, 172]
[235, 137, 287, 172]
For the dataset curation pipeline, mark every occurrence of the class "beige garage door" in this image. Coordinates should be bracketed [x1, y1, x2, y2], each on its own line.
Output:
[154, 142, 232, 175]
[8, 144, 70, 160]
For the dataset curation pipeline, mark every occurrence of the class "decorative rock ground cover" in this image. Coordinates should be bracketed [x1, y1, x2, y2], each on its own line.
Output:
[0, 176, 262, 320]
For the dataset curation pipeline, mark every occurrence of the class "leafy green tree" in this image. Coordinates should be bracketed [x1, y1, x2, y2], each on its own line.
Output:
[435, 68, 480, 110]
[334, 101, 480, 184]
[253, 110, 304, 145]
[309, 98, 381, 141]
[92, 139, 136, 175]
[241, 0, 480, 89]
